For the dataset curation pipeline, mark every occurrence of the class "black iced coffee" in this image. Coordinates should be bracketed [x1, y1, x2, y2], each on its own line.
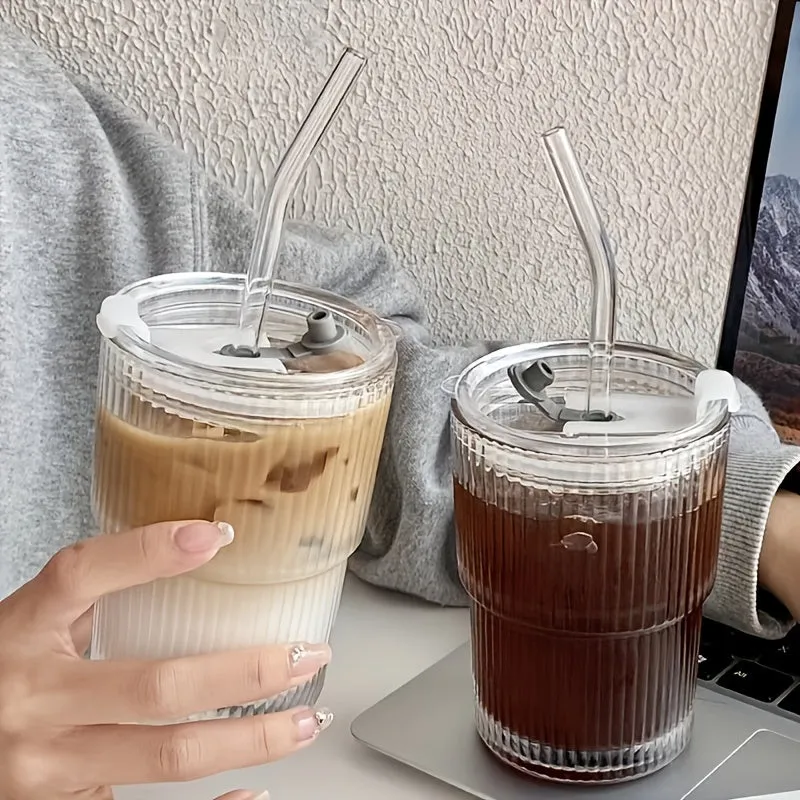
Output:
[451, 341, 732, 783]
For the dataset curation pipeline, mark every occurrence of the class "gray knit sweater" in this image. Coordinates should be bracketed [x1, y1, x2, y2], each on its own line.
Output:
[1, 25, 798, 638]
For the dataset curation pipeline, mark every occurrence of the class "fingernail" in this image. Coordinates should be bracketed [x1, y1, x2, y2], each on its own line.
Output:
[288, 643, 332, 679]
[293, 706, 334, 742]
[251, 793, 270, 800]
[215, 521, 235, 545]
[174, 521, 235, 553]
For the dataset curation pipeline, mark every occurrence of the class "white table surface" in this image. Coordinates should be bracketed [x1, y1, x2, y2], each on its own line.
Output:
[117, 574, 471, 800]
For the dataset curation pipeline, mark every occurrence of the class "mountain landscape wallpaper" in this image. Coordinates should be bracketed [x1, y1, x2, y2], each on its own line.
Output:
[733, 6, 800, 445]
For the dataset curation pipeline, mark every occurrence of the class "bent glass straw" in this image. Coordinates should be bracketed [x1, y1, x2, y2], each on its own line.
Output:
[542, 126, 617, 420]
[238, 48, 367, 345]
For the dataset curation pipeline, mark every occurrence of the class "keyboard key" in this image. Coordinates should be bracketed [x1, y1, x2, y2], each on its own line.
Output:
[786, 626, 800, 646]
[700, 620, 767, 659]
[759, 641, 800, 676]
[778, 685, 800, 715]
[701, 619, 734, 651]
[727, 631, 767, 660]
[698, 651, 734, 681]
[717, 661, 794, 703]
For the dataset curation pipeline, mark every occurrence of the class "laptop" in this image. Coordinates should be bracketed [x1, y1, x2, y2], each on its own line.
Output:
[351, 2, 800, 798]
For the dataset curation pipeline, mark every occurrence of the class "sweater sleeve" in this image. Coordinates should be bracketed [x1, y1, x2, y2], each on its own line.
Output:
[197, 165, 800, 628]
[704, 380, 800, 637]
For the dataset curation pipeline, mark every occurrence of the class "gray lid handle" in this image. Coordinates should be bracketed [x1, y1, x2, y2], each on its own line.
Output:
[219, 308, 350, 360]
[509, 360, 614, 423]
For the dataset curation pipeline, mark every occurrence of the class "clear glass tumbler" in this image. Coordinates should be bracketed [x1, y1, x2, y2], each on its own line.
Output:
[90, 273, 396, 719]
[451, 341, 730, 783]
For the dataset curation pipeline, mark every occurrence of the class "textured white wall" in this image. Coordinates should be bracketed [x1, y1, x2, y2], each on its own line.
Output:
[3, 0, 779, 361]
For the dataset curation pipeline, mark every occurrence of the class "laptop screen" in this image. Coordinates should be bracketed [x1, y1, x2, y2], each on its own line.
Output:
[718, 0, 800, 445]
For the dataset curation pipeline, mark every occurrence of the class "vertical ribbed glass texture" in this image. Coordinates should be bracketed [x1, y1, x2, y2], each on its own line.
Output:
[452, 342, 730, 783]
[90, 274, 395, 720]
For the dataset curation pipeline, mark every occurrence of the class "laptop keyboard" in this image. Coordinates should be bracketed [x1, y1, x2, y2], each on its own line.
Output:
[700, 619, 800, 714]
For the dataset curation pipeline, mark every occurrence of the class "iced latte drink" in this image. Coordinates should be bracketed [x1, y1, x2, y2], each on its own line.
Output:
[90, 273, 396, 718]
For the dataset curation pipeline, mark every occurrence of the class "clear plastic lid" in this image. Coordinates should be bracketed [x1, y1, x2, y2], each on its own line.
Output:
[96, 272, 397, 419]
[453, 340, 736, 463]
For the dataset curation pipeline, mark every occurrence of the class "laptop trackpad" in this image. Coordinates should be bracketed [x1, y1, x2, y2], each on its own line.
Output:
[683, 729, 800, 799]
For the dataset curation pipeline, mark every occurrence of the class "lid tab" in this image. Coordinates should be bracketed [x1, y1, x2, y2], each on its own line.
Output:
[97, 295, 151, 343]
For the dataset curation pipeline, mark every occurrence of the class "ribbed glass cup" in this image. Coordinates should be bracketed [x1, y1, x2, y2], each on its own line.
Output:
[451, 341, 730, 783]
[90, 273, 396, 719]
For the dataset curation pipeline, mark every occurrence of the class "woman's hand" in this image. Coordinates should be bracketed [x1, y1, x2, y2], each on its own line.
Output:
[0, 520, 333, 800]
[760, 490, 800, 621]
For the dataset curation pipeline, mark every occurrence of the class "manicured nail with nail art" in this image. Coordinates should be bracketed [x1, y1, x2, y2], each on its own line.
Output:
[288, 643, 332, 679]
[174, 521, 235, 553]
[215, 521, 235, 545]
[293, 706, 334, 742]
